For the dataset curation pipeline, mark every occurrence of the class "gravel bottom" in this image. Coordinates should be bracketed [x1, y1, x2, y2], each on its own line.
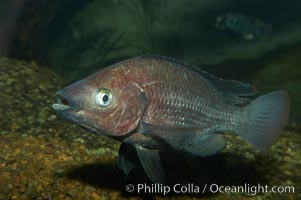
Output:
[0, 127, 300, 200]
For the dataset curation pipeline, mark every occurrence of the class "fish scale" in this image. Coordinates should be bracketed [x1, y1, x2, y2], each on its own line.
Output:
[131, 57, 238, 132]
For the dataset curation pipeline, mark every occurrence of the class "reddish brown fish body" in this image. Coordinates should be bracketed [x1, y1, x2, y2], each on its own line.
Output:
[52, 55, 289, 182]
[56, 56, 237, 138]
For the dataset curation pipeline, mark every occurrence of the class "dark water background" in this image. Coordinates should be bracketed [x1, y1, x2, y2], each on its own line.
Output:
[0, 0, 300, 199]
[0, 0, 300, 75]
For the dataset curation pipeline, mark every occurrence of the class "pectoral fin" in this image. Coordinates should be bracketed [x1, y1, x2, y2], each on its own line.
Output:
[135, 145, 166, 183]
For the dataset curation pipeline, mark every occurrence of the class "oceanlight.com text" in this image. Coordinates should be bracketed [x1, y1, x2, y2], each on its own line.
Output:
[125, 183, 295, 195]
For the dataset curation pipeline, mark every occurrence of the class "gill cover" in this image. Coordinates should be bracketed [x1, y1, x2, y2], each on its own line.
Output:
[109, 83, 147, 136]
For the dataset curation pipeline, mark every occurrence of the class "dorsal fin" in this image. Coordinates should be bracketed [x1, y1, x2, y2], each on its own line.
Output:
[210, 80, 256, 105]
[138, 55, 257, 105]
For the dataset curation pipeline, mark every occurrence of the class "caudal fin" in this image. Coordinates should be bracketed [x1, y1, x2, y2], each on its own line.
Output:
[238, 91, 290, 152]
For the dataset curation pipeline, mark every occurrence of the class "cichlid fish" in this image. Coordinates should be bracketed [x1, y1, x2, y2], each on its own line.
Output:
[52, 56, 290, 183]
[215, 13, 269, 40]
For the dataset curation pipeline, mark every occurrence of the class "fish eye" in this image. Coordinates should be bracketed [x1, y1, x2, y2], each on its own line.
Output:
[95, 89, 113, 107]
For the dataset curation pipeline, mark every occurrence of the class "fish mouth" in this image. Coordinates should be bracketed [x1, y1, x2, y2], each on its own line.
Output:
[52, 90, 80, 112]
[52, 90, 105, 135]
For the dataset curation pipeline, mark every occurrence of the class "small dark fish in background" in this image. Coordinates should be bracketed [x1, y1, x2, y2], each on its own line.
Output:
[215, 12, 271, 40]
[52, 56, 290, 183]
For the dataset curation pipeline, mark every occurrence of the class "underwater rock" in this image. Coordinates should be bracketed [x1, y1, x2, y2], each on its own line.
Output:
[0, 58, 63, 135]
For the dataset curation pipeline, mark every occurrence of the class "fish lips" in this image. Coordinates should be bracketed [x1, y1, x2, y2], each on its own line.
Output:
[52, 89, 80, 116]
